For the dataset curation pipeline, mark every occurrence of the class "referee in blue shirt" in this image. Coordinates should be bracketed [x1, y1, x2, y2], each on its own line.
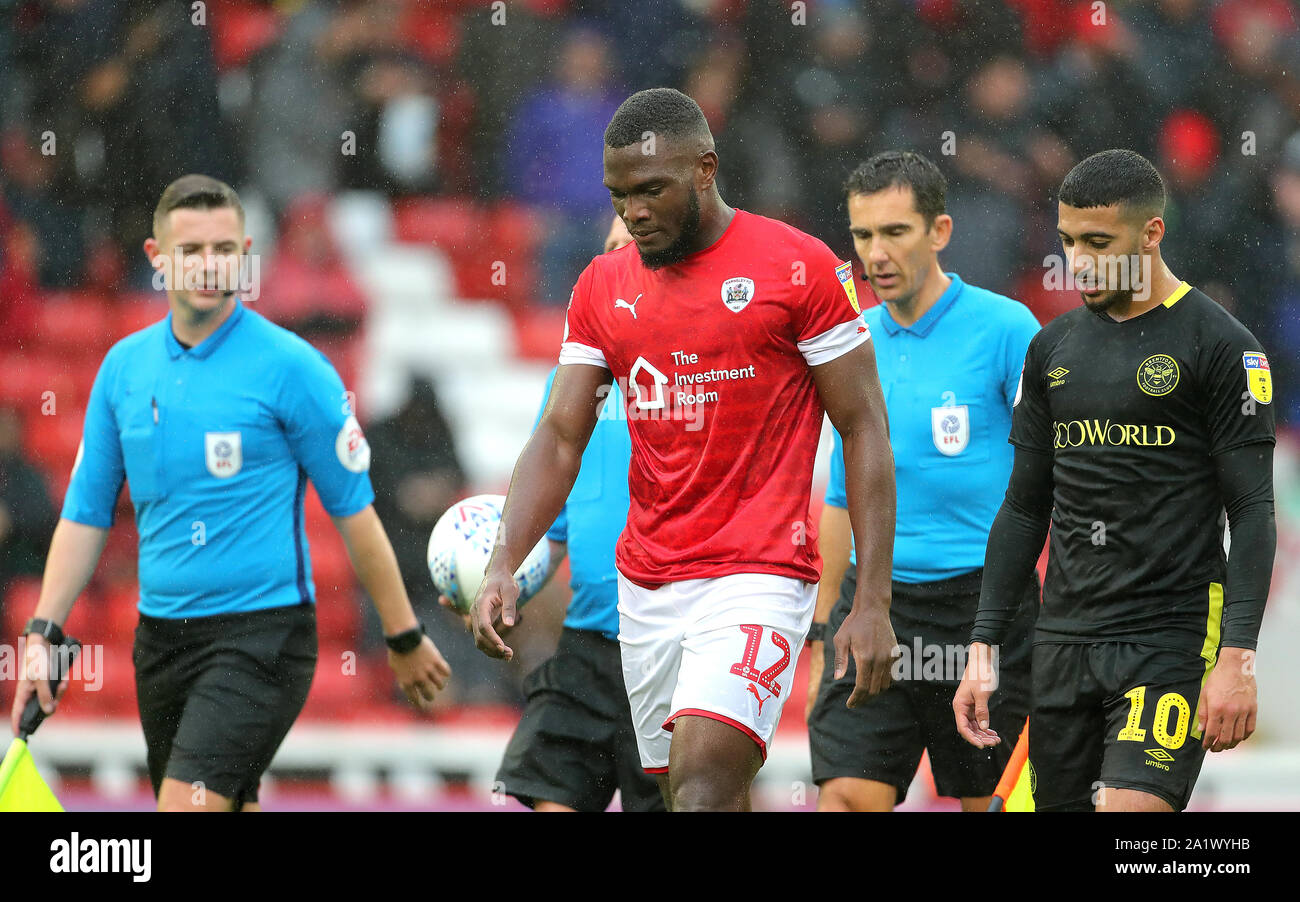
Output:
[9, 175, 450, 811]
[808, 152, 1040, 811]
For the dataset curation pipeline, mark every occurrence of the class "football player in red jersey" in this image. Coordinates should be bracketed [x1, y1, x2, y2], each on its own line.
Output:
[471, 89, 896, 811]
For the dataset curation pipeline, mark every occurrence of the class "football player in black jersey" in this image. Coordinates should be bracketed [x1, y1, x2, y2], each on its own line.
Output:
[953, 149, 1276, 812]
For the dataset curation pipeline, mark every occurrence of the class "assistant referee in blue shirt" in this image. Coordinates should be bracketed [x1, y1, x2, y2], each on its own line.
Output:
[807, 152, 1040, 811]
[9, 175, 451, 811]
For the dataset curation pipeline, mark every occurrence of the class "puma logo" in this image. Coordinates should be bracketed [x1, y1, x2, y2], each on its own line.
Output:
[615, 293, 642, 319]
[747, 682, 772, 716]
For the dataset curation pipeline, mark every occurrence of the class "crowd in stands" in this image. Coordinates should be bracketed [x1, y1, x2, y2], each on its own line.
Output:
[1, 0, 1298, 714]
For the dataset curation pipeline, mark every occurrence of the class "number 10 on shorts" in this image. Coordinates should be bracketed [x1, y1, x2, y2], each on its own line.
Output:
[730, 624, 792, 696]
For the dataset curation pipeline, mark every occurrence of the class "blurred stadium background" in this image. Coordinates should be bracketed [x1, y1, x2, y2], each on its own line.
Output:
[0, 0, 1297, 811]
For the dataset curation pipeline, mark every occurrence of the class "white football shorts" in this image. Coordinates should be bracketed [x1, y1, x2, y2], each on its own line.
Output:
[617, 571, 817, 772]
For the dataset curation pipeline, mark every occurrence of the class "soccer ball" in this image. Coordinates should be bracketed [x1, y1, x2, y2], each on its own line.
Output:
[426, 494, 550, 614]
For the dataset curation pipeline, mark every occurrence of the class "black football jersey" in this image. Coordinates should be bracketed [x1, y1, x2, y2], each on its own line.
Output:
[1009, 282, 1276, 654]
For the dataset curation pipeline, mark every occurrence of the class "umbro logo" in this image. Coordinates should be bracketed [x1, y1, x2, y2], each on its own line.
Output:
[1048, 366, 1069, 388]
[1144, 748, 1175, 762]
[615, 293, 642, 320]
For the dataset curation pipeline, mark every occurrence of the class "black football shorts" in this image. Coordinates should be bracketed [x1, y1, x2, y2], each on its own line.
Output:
[1030, 641, 1211, 811]
[809, 569, 1036, 802]
[134, 603, 317, 806]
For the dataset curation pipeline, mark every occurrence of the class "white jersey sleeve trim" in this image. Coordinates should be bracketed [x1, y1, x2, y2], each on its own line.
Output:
[559, 341, 608, 368]
[798, 317, 871, 366]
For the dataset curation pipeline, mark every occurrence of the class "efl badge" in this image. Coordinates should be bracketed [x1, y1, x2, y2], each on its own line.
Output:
[1243, 352, 1272, 404]
[336, 415, 371, 473]
[1137, 354, 1180, 397]
[205, 431, 243, 478]
[931, 406, 969, 456]
[721, 277, 755, 313]
[835, 261, 860, 314]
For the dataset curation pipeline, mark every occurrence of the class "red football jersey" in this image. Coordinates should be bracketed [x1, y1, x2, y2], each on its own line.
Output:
[559, 209, 869, 587]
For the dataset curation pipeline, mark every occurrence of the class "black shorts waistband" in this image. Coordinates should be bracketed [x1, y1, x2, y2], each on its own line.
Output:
[137, 603, 315, 640]
[841, 567, 987, 600]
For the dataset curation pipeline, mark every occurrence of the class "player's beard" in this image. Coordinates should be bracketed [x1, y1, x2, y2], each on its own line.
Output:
[1081, 286, 1131, 314]
[638, 187, 702, 270]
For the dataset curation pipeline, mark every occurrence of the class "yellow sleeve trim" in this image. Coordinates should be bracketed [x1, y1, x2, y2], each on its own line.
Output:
[1162, 281, 1192, 308]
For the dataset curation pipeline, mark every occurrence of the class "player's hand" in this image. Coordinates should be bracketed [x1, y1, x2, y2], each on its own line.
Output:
[1197, 647, 1257, 752]
[9, 635, 70, 736]
[953, 642, 1000, 749]
[470, 567, 521, 661]
[388, 636, 452, 712]
[833, 603, 897, 706]
[805, 642, 825, 721]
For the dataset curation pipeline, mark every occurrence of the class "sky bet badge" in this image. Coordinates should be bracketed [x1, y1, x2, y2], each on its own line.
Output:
[835, 261, 860, 313]
[1243, 352, 1272, 404]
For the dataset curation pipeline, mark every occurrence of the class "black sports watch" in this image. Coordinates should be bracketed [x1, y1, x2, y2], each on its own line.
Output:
[385, 622, 426, 654]
[806, 622, 828, 643]
[22, 618, 64, 644]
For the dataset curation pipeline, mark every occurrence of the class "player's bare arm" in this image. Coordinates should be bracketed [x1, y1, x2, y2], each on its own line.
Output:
[1198, 441, 1276, 752]
[806, 503, 850, 719]
[811, 340, 897, 706]
[333, 505, 451, 710]
[9, 519, 109, 735]
[956, 446, 1053, 748]
[472, 363, 610, 660]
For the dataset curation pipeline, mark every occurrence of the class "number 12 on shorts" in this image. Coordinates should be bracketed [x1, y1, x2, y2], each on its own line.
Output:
[729, 624, 792, 696]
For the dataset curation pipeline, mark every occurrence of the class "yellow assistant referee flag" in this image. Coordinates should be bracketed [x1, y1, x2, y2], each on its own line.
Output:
[988, 719, 1034, 812]
[0, 738, 64, 812]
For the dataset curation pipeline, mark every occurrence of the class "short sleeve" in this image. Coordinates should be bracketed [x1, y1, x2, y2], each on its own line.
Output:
[559, 262, 608, 368]
[794, 239, 871, 366]
[61, 354, 125, 527]
[279, 348, 375, 517]
[1001, 304, 1041, 409]
[532, 366, 569, 539]
[824, 427, 848, 509]
[1007, 332, 1053, 454]
[1202, 325, 1276, 455]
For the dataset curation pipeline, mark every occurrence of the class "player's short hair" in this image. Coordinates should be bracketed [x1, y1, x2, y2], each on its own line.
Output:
[152, 174, 245, 239]
[605, 88, 713, 150]
[844, 151, 947, 226]
[1058, 149, 1166, 221]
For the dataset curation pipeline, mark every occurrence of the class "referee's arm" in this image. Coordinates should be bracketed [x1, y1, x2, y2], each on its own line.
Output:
[12, 353, 124, 733]
[280, 350, 451, 710]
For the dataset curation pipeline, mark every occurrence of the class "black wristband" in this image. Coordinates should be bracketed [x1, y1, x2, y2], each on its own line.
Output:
[807, 622, 828, 642]
[22, 618, 64, 645]
[385, 622, 426, 654]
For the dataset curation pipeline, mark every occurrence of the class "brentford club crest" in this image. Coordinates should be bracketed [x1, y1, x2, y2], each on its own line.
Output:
[721, 277, 755, 313]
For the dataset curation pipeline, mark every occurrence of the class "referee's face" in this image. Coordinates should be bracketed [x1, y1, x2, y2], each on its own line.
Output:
[146, 206, 251, 320]
[847, 185, 950, 306]
[1057, 202, 1147, 313]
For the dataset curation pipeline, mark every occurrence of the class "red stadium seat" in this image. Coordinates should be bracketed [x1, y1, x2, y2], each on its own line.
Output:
[392, 197, 482, 251]
[100, 582, 140, 645]
[114, 301, 167, 341]
[2, 577, 42, 640]
[298, 644, 386, 721]
[314, 583, 362, 645]
[36, 293, 117, 355]
[511, 307, 567, 361]
[24, 406, 84, 476]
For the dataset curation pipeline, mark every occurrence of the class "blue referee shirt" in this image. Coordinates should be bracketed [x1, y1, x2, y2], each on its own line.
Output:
[62, 300, 374, 618]
[826, 273, 1039, 583]
[534, 367, 629, 641]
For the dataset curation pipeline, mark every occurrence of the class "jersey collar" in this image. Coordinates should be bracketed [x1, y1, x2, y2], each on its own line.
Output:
[164, 298, 246, 360]
[879, 272, 964, 338]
